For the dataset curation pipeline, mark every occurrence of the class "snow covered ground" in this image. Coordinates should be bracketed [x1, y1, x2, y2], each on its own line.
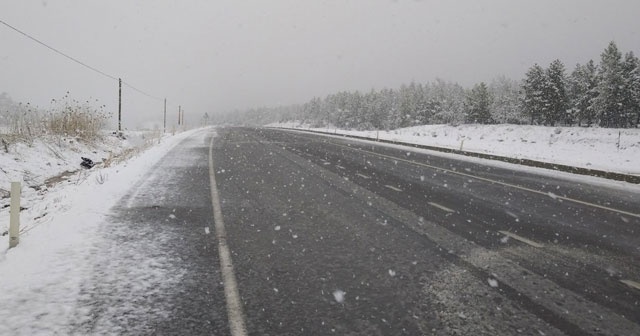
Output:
[270, 122, 640, 175]
[0, 128, 204, 334]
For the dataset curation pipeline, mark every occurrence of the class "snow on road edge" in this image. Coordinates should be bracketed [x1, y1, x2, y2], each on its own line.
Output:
[0, 127, 210, 335]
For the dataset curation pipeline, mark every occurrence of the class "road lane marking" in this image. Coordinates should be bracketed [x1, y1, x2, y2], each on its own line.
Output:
[330, 143, 640, 219]
[384, 185, 403, 192]
[356, 173, 371, 179]
[620, 279, 640, 291]
[267, 131, 640, 335]
[205, 227, 210, 235]
[428, 202, 455, 213]
[499, 230, 544, 248]
[209, 135, 248, 336]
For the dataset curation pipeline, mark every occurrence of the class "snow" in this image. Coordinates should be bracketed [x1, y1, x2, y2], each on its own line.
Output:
[488, 278, 499, 288]
[333, 289, 346, 303]
[269, 123, 640, 175]
[0, 128, 204, 334]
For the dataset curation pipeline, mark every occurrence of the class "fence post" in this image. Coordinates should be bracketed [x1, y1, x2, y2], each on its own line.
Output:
[9, 181, 21, 248]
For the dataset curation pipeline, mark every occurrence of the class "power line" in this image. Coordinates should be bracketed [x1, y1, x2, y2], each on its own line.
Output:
[0, 18, 118, 81]
[123, 81, 163, 101]
[0, 18, 164, 102]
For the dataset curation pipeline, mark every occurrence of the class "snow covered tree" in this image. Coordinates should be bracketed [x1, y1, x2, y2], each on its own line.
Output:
[594, 41, 626, 128]
[568, 60, 599, 126]
[545, 59, 569, 125]
[522, 64, 548, 125]
[465, 82, 493, 124]
[489, 76, 525, 124]
[621, 51, 640, 127]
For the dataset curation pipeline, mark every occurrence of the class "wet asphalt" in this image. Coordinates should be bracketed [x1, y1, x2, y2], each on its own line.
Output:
[81, 127, 640, 335]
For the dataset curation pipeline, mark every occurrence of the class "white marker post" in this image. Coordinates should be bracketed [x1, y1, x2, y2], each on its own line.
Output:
[9, 181, 21, 248]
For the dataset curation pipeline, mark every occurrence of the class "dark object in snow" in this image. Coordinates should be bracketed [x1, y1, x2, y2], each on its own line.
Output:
[112, 131, 126, 140]
[81, 157, 95, 169]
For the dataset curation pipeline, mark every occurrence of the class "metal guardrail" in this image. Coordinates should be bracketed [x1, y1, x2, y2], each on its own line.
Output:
[273, 127, 640, 184]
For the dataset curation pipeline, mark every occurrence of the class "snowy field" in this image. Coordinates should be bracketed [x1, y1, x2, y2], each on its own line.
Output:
[0, 128, 204, 334]
[270, 122, 640, 176]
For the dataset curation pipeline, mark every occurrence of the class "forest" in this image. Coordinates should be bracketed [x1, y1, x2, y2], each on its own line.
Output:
[215, 41, 640, 130]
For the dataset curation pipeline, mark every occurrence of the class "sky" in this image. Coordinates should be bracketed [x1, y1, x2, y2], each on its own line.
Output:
[1, 0, 639, 129]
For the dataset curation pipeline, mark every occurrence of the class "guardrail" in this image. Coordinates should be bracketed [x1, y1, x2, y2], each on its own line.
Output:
[272, 127, 640, 184]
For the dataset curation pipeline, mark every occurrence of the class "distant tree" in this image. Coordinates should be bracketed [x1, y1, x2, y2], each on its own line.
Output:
[545, 59, 569, 125]
[429, 79, 466, 125]
[522, 64, 548, 125]
[489, 76, 525, 124]
[568, 60, 599, 126]
[594, 41, 626, 127]
[465, 82, 493, 124]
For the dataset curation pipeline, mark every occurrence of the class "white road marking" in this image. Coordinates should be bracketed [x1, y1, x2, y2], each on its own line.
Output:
[384, 185, 403, 192]
[498, 230, 544, 248]
[620, 279, 640, 291]
[332, 143, 640, 219]
[356, 173, 371, 179]
[205, 227, 210, 235]
[209, 136, 248, 336]
[428, 202, 455, 213]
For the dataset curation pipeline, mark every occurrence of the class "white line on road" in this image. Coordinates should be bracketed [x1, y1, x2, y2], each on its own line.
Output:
[331, 143, 640, 219]
[428, 202, 455, 213]
[384, 185, 403, 192]
[498, 230, 544, 248]
[209, 135, 248, 336]
[356, 173, 371, 179]
[620, 279, 640, 291]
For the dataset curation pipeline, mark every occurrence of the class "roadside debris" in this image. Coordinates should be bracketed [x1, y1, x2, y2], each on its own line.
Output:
[80, 157, 95, 169]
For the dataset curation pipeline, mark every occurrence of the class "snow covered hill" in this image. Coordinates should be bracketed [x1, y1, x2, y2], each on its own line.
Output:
[270, 123, 640, 176]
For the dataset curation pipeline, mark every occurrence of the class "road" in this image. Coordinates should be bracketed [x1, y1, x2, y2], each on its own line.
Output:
[85, 127, 640, 335]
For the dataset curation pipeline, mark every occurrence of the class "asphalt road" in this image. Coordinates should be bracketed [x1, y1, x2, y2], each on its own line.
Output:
[83, 127, 640, 335]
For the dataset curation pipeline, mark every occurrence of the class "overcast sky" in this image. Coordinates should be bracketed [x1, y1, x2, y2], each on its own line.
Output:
[1, 0, 639, 129]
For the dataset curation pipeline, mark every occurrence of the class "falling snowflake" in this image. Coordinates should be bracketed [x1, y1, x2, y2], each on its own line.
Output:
[275, 225, 281, 231]
[487, 278, 499, 288]
[333, 290, 346, 303]
[388, 269, 396, 277]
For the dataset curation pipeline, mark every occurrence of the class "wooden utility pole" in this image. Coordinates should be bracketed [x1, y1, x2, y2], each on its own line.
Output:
[178, 105, 182, 125]
[163, 98, 167, 133]
[118, 78, 122, 132]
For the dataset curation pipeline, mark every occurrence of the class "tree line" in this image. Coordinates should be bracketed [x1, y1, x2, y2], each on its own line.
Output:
[215, 41, 640, 129]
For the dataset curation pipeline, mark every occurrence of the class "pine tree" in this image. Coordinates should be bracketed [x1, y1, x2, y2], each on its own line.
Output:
[545, 59, 569, 125]
[489, 76, 525, 124]
[522, 64, 547, 125]
[622, 51, 640, 127]
[594, 41, 626, 128]
[568, 60, 599, 126]
[465, 82, 493, 124]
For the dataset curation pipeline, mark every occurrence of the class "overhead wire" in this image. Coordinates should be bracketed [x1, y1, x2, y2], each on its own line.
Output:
[0, 18, 165, 102]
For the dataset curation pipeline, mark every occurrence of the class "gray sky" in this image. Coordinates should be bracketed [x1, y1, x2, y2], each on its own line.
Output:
[1, 0, 639, 129]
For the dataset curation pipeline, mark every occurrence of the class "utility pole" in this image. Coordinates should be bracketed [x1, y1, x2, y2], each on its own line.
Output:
[178, 105, 181, 125]
[118, 78, 122, 132]
[163, 98, 167, 133]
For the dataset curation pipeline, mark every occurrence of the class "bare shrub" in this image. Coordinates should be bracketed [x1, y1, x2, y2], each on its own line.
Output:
[45, 93, 111, 140]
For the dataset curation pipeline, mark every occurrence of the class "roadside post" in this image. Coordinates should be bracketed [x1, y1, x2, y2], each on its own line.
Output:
[9, 181, 21, 248]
